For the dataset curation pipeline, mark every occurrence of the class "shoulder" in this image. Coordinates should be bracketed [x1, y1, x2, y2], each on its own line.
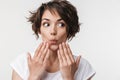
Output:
[73, 55, 96, 80]
[10, 52, 33, 79]
[10, 52, 28, 71]
[74, 55, 92, 68]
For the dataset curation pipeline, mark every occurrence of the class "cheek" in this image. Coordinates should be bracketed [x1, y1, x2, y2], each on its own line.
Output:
[58, 31, 67, 41]
[40, 30, 49, 40]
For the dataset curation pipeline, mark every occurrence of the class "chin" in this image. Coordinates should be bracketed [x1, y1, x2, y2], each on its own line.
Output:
[49, 45, 59, 51]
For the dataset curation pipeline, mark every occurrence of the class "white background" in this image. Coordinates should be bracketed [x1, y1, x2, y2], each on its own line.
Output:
[0, 0, 120, 80]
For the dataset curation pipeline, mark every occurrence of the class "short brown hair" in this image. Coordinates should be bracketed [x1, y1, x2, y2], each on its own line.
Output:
[28, 0, 80, 40]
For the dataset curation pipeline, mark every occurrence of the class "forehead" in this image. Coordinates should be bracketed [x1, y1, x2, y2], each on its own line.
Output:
[42, 9, 61, 19]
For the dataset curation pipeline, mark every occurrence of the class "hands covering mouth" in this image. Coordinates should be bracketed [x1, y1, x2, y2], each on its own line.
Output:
[27, 42, 81, 80]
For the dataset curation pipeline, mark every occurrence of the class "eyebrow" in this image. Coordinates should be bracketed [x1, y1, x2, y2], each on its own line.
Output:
[42, 18, 49, 21]
[42, 18, 63, 21]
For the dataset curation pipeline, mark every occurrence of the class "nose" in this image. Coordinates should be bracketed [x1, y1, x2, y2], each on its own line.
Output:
[50, 25, 57, 36]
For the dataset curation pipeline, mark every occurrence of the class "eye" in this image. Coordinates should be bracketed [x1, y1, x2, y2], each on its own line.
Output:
[42, 22, 50, 27]
[57, 22, 65, 27]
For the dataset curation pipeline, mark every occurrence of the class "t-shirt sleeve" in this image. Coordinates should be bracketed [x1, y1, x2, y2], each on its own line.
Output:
[82, 59, 96, 80]
[10, 52, 29, 80]
[75, 57, 96, 80]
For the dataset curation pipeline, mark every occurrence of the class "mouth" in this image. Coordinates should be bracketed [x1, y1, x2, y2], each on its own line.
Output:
[48, 40, 58, 45]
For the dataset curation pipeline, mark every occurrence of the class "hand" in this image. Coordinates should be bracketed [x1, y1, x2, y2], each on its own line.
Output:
[27, 42, 50, 80]
[57, 42, 81, 80]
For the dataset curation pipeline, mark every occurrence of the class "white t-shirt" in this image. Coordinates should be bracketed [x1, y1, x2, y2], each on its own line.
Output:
[10, 52, 96, 80]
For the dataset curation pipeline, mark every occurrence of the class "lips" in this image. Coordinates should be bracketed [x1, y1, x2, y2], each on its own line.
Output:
[48, 40, 58, 45]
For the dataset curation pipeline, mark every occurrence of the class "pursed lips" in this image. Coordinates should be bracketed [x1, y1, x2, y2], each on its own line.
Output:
[48, 40, 58, 45]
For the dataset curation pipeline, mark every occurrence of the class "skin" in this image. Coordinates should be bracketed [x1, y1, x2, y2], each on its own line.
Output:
[12, 10, 91, 80]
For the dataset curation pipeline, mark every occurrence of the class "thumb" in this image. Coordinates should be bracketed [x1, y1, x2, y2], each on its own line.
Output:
[76, 55, 81, 68]
[27, 52, 32, 65]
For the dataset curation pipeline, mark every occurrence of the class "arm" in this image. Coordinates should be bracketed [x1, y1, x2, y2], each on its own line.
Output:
[87, 77, 92, 80]
[87, 73, 95, 80]
[12, 70, 22, 80]
[87, 78, 91, 80]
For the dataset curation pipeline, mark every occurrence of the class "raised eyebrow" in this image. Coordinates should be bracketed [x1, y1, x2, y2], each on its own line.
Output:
[42, 18, 64, 21]
[57, 19, 63, 21]
[42, 18, 50, 21]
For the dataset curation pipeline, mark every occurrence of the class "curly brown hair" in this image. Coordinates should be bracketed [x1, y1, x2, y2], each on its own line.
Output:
[28, 0, 80, 41]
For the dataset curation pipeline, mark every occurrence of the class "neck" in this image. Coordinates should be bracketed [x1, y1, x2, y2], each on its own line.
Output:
[48, 50, 58, 64]
[46, 50, 59, 72]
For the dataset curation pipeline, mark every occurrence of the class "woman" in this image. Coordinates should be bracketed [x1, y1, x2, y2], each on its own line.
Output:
[11, 0, 95, 80]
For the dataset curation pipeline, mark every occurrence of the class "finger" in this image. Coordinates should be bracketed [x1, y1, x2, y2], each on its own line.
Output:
[37, 42, 46, 58]
[76, 55, 81, 68]
[40, 42, 49, 61]
[66, 43, 75, 63]
[62, 42, 72, 64]
[57, 50, 63, 67]
[33, 42, 43, 58]
[43, 49, 50, 63]
[27, 52, 32, 65]
[59, 43, 65, 62]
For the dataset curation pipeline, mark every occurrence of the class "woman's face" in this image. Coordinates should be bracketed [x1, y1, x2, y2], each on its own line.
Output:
[40, 10, 67, 51]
